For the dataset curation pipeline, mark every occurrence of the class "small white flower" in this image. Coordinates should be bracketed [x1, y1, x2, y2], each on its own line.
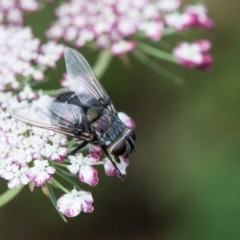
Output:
[103, 157, 129, 178]
[157, 0, 182, 12]
[67, 153, 99, 186]
[10, 147, 33, 166]
[118, 112, 136, 129]
[185, 4, 214, 30]
[173, 41, 213, 70]
[111, 40, 136, 55]
[0, 0, 39, 25]
[41, 144, 67, 162]
[88, 144, 102, 158]
[27, 160, 55, 186]
[37, 41, 64, 67]
[5, 165, 30, 188]
[165, 12, 194, 32]
[57, 188, 94, 217]
[0, 158, 12, 179]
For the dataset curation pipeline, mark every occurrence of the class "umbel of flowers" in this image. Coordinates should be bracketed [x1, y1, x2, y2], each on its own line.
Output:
[0, 0, 214, 220]
[0, 94, 134, 218]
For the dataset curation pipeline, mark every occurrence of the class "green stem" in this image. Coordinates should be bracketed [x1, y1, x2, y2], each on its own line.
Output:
[51, 178, 69, 193]
[93, 161, 104, 166]
[47, 184, 68, 222]
[40, 88, 65, 96]
[0, 185, 24, 208]
[137, 42, 176, 63]
[51, 161, 68, 168]
[55, 171, 80, 190]
[133, 49, 184, 85]
[93, 50, 112, 78]
[163, 28, 177, 36]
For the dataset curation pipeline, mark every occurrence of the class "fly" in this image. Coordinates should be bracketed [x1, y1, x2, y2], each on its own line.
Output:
[8, 48, 136, 176]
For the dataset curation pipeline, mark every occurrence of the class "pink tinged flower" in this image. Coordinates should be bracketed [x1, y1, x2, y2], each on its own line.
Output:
[10, 148, 33, 166]
[33, 70, 44, 81]
[0, 26, 63, 90]
[57, 188, 94, 217]
[0, 0, 39, 25]
[48, 133, 68, 146]
[27, 160, 55, 187]
[37, 41, 64, 68]
[0, 92, 18, 110]
[140, 21, 164, 41]
[19, 0, 39, 12]
[67, 153, 99, 186]
[47, 0, 166, 54]
[111, 40, 136, 55]
[165, 12, 196, 32]
[103, 157, 129, 178]
[157, 0, 182, 12]
[0, 158, 12, 179]
[41, 144, 67, 162]
[88, 144, 102, 158]
[5, 166, 30, 188]
[173, 40, 213, 70]
[184, 4, 214, 30]
[18, 84, 38, 101]
[118, 112, 136, 129]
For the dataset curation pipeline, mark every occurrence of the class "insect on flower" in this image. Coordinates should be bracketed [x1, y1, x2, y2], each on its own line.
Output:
[8, 48, 136, 177]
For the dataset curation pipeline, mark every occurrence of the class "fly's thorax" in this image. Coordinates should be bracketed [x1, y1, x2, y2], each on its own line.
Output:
[107, 128, 136, 158]
[91, 109, 127, 146]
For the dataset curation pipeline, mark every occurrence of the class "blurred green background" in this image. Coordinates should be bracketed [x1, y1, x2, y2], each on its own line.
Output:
[1, 0, 240, 239]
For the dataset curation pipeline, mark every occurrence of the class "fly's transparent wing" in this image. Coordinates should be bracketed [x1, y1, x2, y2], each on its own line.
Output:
[7, 100, 83, 136]
[64, 47, 116, 113]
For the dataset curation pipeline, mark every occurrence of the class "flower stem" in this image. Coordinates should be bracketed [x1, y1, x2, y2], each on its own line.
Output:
[93, 50, 112, 78]
[51, 161, 68, 168]
[93, 161, 104, 166]
[163, 27, 177, 36]
[51, 178, 69, 193]
[0, 185, 24, 208]
[47, 184, 68, 222]
[133, 49, 184, 85]
[137, 42, 176, 63]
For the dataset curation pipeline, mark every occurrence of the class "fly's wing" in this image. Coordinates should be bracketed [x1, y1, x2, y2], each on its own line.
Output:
[64, 47, 117, 113]
[7, 99, 83, 136]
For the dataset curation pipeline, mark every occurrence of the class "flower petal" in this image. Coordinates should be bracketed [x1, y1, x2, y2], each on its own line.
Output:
[57, 189, 94, 217]
[79, 166, 99, 186]
[103, 158, 116, 176]
[118, 112, 135, 129]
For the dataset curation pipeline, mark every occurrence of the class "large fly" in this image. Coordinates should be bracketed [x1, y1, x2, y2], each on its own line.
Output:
[8, 48, 136, 176]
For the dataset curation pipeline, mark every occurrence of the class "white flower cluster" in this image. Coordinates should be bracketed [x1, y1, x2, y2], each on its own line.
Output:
[0, 26, 64, 91]
[0, 0, 39, 25]
[46, 0, 169, 55]
[0, 98, 68, 188]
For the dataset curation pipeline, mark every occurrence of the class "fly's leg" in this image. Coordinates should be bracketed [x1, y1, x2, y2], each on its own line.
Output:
[70, 141, 88, 155]
[102, 147, 125, 179]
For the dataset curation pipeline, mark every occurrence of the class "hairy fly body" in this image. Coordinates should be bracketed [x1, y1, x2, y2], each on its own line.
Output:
[8, 48, 136, 176]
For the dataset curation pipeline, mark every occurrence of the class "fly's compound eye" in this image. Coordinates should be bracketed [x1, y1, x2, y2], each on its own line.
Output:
[128, 129, 136, 141]
[110, 139, 126, 156]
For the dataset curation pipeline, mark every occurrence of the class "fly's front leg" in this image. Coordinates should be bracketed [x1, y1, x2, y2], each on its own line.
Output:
[102, 147, 124, 178]
[70, 141, 88, 155]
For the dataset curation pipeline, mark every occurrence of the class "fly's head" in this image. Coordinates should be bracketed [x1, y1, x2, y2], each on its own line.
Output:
[109, 129, 136, 158]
